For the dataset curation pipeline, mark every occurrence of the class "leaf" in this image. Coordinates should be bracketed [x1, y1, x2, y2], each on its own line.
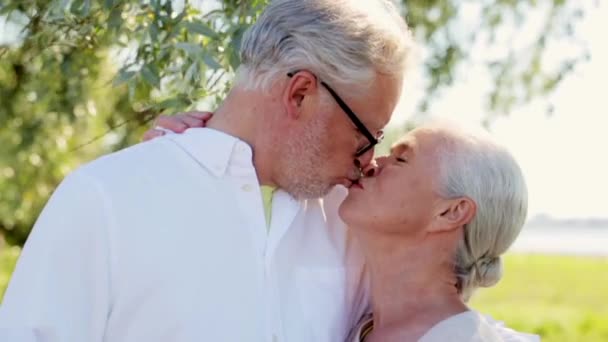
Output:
[58, 0, 71, 13]
[149, 22, 160, 42]
[172, 11, 187, 25]
[163, 0, 173, 17]
[230, 25, 246, 51]
[108, 8, 123, 30]
[184, 62, 199, 83]
[128, 79, 136, 100]
[228, 47, 240, 71]
[184, 21, 220, 39]
[112, 70, 136, 87]
[104, 0, 114, 10]
[70, 0, 91, 16]
[0, 3, 18, 15]
[157, 48, 171, 62]
[175, 42, 203, 57]
[82, 0, 91, 16]
[141, 65, 161, 88]
[156, 97, 191, 111]
[228, 26, 246, 70]
[203, 53, 222, 70]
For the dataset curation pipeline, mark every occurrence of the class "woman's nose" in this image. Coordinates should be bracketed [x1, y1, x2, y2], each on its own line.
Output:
[362, 159, 379, 177]
[375, 156, 389, 167]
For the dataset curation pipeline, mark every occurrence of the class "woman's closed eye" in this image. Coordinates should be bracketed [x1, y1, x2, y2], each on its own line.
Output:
[396, 157, 408, 163]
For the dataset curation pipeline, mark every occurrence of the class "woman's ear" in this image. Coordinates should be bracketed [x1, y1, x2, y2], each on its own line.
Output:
[282, 71, 319, 120]
[429, 197, 477, 233]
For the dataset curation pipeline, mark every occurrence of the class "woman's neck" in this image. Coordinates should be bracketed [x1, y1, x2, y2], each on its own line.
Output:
[354, 228, 468, 341]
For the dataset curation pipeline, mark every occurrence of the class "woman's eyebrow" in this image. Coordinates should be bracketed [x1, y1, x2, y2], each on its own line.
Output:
[390, 141, 411, 155]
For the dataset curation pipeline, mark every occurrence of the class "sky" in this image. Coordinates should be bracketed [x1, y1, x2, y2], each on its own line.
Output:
[1, 1, 606, 219]
[391, 1, 607, 219]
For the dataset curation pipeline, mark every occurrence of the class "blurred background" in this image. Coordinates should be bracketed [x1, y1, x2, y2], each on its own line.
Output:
[0, 0, 606, 340]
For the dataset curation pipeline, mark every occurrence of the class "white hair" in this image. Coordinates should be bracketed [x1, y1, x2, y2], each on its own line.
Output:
[235, 0, 414, 92]
[430, 123, 528, 301]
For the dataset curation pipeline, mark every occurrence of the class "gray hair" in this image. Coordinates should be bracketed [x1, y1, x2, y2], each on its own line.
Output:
[235, 0, 414, 92]
[431, 124, 528, 301]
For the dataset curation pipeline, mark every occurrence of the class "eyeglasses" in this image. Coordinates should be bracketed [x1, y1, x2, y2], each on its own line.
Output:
[287, 71, 384, 157]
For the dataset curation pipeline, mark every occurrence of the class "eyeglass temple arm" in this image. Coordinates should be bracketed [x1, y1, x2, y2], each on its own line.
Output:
[286, 71, 378, 144]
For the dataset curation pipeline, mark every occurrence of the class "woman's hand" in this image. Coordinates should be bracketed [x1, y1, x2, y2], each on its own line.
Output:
[142, 111, 213, 141]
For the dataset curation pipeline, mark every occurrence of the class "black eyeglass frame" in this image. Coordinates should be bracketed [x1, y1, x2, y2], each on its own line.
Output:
[287, 71, 383, 157]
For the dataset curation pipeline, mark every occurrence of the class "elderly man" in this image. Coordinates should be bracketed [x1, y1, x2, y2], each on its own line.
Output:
[0, 0, 413, 341]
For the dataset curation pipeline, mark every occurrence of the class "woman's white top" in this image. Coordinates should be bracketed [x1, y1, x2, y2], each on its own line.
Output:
[349, 311, 540, 342]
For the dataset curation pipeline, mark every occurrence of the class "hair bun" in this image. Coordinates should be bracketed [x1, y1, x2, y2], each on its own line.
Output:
[473, 256, 503, 288]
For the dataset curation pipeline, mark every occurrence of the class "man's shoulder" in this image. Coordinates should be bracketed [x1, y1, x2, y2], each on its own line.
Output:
[76, 137, 196, 181]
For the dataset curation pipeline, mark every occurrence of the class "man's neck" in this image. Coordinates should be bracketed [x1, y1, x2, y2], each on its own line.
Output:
[206, 87, 280, 187]
[353, 228, 468, 341]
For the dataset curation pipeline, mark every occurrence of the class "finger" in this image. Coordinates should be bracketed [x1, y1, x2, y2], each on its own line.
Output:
[142, 129, 165, 141]
[179, 114, 207, 128]
[185, 111, 213, 120]
[154, 115, 189, 133]
[185, 111, 213, 126]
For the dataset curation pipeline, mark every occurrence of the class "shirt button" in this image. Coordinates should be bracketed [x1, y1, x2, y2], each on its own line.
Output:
[272, 334, 278, 342]
[242, 184, 253, 192]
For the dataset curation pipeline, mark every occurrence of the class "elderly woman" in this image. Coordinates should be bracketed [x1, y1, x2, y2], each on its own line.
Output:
[340, 123, 536, 341]
[147, 118, 538, 341]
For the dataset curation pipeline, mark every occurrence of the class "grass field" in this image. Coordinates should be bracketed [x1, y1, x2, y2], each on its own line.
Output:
[1, 247, 607, 341]
[470, 253, 608, 341]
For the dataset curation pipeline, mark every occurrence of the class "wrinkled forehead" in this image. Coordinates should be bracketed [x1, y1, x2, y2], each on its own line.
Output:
[390, 128, 447, 159]
[390, 134, 415, 155]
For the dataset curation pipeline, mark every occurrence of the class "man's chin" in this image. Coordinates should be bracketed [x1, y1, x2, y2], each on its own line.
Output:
[284, 183, 333, 200]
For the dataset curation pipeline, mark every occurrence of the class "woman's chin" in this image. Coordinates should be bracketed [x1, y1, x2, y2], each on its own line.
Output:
[338, 197, 365, 225]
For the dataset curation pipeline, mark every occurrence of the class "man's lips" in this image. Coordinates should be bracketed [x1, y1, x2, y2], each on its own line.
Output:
[349, 179, 364, 190]
[337, 178, 362, 189]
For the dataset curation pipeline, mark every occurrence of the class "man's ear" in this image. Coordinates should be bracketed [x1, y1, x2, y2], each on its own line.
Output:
[429, 197, 476, 233]
[282, 71, 319, 120]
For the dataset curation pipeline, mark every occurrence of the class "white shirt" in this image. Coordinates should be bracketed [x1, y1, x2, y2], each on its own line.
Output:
[419, 311, 540, 342]
[0, 128, 369, 342]
[348, 311, 540, 342]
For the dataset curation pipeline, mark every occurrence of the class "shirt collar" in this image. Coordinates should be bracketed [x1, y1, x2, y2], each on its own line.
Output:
[165, 127, 252, 178]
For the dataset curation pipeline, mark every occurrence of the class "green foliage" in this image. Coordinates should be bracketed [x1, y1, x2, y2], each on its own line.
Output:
[471, 254, 608, 342]
[402, 0, 587, 120]
[0, 244, 19, 300]
[0, 0, 588, 245]
[0, 0, 263, 245]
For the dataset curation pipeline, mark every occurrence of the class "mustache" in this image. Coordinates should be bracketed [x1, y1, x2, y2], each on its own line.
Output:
[348, 168, 363, 181]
